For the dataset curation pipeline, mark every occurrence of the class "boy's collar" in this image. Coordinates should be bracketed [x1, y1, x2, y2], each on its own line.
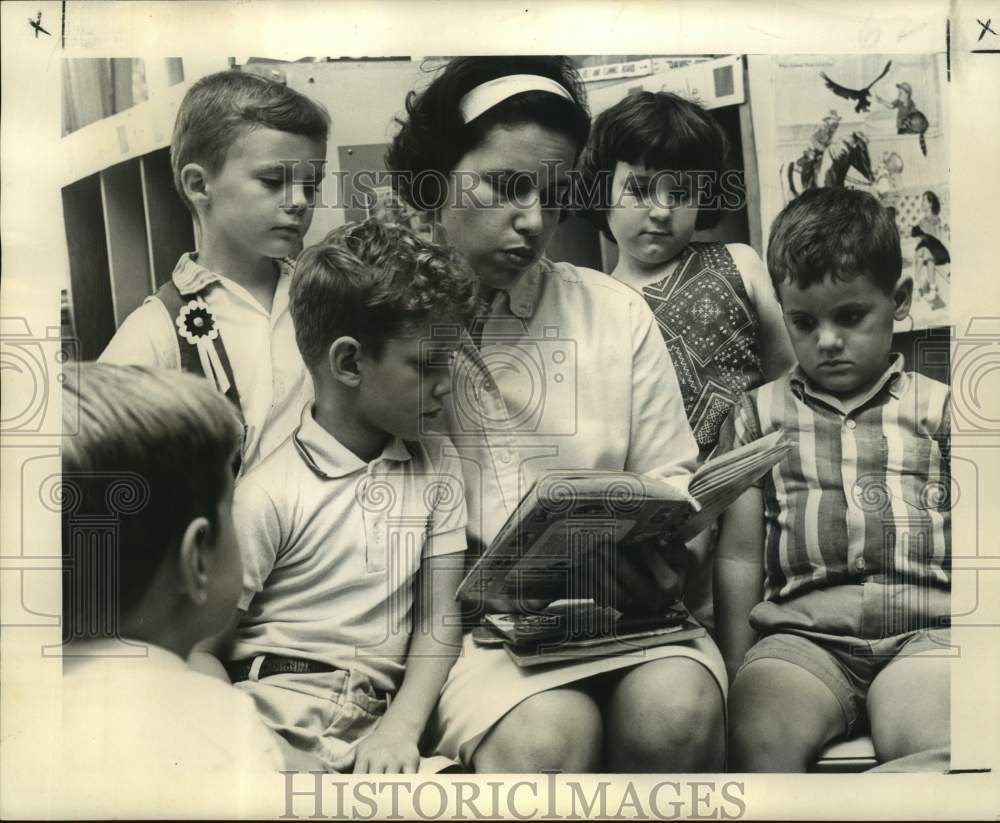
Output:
[790, 353, 907, 412]
[172, 253, 295, 297]
[293, 404, 412, 480]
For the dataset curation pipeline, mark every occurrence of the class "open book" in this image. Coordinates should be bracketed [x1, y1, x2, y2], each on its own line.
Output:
[457, 430, 790, 618]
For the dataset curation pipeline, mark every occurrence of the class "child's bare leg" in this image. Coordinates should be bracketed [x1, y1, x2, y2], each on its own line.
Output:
[729, 658, 845, 772]
[868, 648, 949, 763]
[604, 657, 725, 772]
[471, 687, 603, 773]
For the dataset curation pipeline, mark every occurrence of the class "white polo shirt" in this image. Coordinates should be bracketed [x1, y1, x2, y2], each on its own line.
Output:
[99, 253, 312, 473]
[231, 406, 467, 693]
[60, 641, 283, 815]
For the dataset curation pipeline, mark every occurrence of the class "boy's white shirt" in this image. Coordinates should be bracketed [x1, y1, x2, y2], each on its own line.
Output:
[60, 640, 283, 815]
[99, 253, 312, 473]
[231, 405, 467, 694]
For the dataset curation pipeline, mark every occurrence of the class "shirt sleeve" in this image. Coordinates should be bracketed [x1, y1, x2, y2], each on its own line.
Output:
[422, 445, 468, 559]
[624, 295, 699, 490]
[231, 476, 283, 610]
[98, 299, 178, 367]
[226, 686, 286, 772]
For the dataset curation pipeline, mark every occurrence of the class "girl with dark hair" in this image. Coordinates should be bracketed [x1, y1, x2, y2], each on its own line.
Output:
[582, 91, 794, 459]
[387, 57, 726, 774]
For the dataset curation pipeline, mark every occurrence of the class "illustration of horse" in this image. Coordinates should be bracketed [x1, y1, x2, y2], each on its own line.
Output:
[781, 131, 875, 198]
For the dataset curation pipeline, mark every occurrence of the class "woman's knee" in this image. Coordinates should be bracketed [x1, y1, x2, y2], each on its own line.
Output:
[608, 659, 725, 771]
[472, 689, 602, 773]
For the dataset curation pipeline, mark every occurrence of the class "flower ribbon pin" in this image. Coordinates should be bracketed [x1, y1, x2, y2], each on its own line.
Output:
[176, 298, 232, 396]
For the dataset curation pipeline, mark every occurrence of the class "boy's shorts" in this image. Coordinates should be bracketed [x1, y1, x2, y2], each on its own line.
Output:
[740, 585, 951, 735]
[739, 627, 951, 735]
[235, 662, 456, 773]
[235, 664, 387, 771]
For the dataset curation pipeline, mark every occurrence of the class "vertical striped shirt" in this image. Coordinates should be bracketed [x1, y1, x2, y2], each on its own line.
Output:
[719, 355, 950, 618]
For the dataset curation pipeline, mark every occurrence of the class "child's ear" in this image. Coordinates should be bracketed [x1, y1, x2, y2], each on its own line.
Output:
[180, 163, 211, 211]
[177, 516, 213, 606]
[893, 276, 914, 320]
[327, 336, 363, 387]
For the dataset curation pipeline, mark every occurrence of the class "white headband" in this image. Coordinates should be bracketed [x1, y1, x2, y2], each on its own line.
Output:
[459, 74, 574, 124]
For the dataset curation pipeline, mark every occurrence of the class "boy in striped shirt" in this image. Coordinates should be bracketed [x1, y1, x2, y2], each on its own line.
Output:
[715, 188, 950, 772]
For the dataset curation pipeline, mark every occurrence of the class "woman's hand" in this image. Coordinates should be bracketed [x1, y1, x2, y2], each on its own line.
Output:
[352, 729, 420, 775]
[596, 538, 688, 614]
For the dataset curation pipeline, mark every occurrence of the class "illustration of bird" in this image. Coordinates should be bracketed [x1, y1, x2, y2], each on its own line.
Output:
[28, 11, 51, 38]
[820, 60, 892, 113]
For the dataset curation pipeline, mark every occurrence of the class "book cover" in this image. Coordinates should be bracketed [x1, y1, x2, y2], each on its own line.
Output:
[457, 430, 790, 609]
[502, 620, 707, 668]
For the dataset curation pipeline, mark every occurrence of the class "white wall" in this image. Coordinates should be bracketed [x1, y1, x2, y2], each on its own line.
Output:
[280, 60, 433, 244]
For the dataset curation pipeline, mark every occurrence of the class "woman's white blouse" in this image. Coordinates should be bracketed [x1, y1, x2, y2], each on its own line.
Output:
[440, 258, 699, 554]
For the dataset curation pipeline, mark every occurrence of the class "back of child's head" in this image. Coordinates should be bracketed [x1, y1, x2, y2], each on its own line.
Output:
[767, 188, 902, 296]
[171, 69, 330, 214]
[61, 363, 243, 642]
[580, 91, 730, 240]
[289, 219, 481, 370]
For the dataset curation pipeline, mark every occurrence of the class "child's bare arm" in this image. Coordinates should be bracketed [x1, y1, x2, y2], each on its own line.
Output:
[714, 487, 766, 684]
[352, 553, 465, 774]
[729, 244, 796, 380]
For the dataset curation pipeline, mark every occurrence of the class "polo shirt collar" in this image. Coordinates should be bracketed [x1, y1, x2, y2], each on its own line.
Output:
[171, 252, 294, 297]
[790, 353, 906, 412]
[501, 258, 548, 320]
[294, 404, 412, 479]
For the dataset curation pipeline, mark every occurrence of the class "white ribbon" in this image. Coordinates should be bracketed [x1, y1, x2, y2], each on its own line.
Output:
[176, 298, 232, 396]
[195, 337, 231, 397]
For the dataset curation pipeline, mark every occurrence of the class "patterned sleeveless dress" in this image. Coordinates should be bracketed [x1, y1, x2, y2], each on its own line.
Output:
[641, 242, 764, 456]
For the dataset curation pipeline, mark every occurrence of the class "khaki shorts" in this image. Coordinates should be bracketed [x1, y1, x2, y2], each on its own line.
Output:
[236, 665, 388, 772]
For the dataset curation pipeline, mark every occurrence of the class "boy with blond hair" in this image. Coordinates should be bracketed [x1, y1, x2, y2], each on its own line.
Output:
[59, 364, 303, 813]
[100, 70, 329, 472]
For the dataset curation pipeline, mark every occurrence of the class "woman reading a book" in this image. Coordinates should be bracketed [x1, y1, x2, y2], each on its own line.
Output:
[386, 56, 727, 773]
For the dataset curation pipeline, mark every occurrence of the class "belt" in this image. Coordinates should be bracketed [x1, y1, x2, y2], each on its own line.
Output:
[226, 654, 337, 683]
[225, 655, 390, 701]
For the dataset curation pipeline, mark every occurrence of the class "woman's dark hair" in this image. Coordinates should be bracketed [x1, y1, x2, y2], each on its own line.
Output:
[923, 190, 941, 216]
[579, 91, 730, 240]
[386, 56, 590, 212]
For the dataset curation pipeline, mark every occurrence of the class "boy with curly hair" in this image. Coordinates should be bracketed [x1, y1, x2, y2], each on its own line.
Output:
[205, 219, 480, 774]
